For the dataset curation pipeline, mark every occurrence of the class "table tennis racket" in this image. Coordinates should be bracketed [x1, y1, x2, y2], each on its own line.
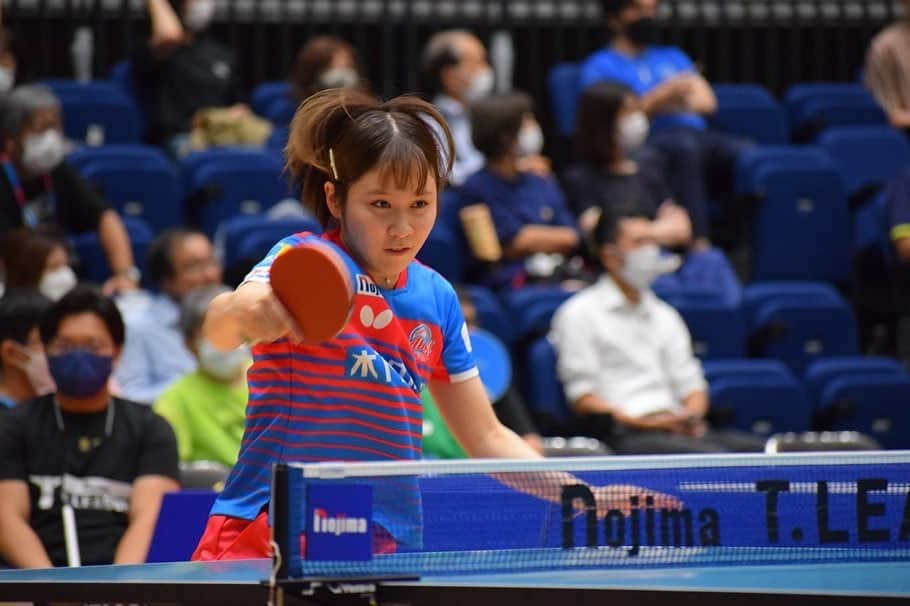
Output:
[270, 240, 355, 343]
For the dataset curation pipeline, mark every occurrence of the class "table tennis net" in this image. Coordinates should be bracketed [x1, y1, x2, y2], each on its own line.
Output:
[274, 453, 910, 579]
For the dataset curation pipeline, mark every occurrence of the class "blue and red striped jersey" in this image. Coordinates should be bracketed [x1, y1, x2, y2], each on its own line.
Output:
[212, 229, 478, 546]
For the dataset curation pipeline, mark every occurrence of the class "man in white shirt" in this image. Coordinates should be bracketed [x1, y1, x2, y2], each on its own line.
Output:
[549, 203, 764, 454]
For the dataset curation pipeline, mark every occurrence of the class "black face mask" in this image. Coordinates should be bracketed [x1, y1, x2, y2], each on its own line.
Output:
[625, 17, 659, 46]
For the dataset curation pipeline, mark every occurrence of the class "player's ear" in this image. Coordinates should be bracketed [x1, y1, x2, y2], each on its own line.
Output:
[324, 181, 343, 220]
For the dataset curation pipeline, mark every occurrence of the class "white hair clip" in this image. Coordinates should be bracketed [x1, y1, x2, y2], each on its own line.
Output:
[328, 148, 340, 181]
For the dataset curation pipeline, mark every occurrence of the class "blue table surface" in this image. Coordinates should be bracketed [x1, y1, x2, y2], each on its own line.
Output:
[1, 558, 909, 597]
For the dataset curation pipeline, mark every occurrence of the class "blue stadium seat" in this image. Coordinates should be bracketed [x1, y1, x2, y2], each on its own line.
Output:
[547, 63, 582, 137]
[107, 59, 148, 131]
[220, 214, 321, 270]
[68, 144, 173, 172]
[415, 223, 464, 283]
[43, 80, 143, 144]
[502, 285, 574, 344]
[709, 366, 810, 436]
[702, 359, 792, 383]
[70, 216, 154, 286]
[146, 491, 217, 563]
[736, 146, 851, 282]
[525, 337, 571, 424]
[744, 282, 859, 375]
[266, 125, 290, 151]
[652, 248, 742, 306]
[251, 81, 291, 117]
[817, 125, 910, 207]
[182, 150, 293, 237]
[264, 96, 298, 125]
[76, 147, 182, 233]
[784, 83, 887, 141]
[710, 83, 788, 144]
[803, 356, 906, 406]
[464, 285, 513, 345]
[671, 298, 746, 360]
[817, 374, 910, 449]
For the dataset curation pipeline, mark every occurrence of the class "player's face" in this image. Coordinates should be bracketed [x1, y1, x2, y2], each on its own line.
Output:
[328, 166, 438, 286]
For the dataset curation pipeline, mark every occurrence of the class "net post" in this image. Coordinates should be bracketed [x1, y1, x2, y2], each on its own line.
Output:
[272, 463, 291, 580]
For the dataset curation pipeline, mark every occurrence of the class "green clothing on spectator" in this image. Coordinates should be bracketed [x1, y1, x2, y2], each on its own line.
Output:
[154, 371, 248, 467]
[421, 390, 467, 459]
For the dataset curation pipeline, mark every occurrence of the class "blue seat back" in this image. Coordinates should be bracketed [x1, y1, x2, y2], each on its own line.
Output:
[70, 216, 154, 286]
[220, 214, 321, 269]
[803, 356, 906, 405]
[465, 285, 514, 345]
[818, 375, 910, 449]
[251, 81, 291, 116]
[671, 299, 746, 360]
[711, 83, 788, 144]
[44, 81, 143, 144]
[525, 337, 571, 423]
[146, 491, 217, 563]
[547, 63, 583, 137]
[503, 285, 574, 343]
[415, 223, 464, 283]
[817, 125, 910, 199]
[710, 370, 810, 436]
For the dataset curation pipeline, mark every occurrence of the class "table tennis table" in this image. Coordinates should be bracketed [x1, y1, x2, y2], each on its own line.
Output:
[0, 556, 908, 605]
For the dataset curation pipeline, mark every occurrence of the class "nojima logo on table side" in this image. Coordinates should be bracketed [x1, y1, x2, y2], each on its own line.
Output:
[312, 508, 369, 536]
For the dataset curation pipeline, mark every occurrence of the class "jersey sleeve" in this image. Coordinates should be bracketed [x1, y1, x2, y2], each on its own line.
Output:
[431, 278, 478, 384]
[241, 232, 317, 284]
[0, 408, 26, 481]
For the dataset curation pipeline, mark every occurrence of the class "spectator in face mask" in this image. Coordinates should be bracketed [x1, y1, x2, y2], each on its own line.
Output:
[580, 0, 751, 248]
[135, 0, 245, 154]
[0, 291, 53, 408]
[561, 81, 691, 249]
[447, 92, 579, 290]
[114, 228, 223, 404]
[0, 86, 139, 295]
[290, 36, 367, 104]
[0, 26, 18, 95]
[549, 203, 764, 454]
[1, 228, 77, 301]
[420, 30, 498, 185]
[0, 286, 179, 568]
[154, 285, 249, 467]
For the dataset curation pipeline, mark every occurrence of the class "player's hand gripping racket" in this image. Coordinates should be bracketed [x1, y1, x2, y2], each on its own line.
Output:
[269, 241, 355, 343]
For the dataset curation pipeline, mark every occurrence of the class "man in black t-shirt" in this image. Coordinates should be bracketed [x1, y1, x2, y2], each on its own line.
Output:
[0, 287, 179, 568]
[134, 0, 244, 153]
[0, 85, 141, 295]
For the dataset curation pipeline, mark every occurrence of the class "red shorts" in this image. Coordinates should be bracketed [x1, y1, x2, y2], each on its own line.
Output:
[192, 512, 397, 561]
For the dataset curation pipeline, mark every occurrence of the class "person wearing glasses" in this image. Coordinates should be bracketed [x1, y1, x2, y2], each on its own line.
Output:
[113, 228, 224, 404]
[0, 286, 178, 568]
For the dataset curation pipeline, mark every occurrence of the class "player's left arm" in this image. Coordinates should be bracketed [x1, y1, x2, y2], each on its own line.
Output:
[429, 376, 542, 460]
[114, 474, 180, 564]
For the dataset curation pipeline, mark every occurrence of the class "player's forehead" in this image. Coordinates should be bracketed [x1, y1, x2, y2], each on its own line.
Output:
[352, 165, 437, 198]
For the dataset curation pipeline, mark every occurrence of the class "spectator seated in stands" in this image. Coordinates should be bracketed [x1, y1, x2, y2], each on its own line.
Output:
[561, 80, 692, 250]
[154, 285, 249, 467]
[290, 35, 368, 105]
[0, 286, 179, 568]
[114, 228, 223, 404]
[582, 0, 751, 247]
[885, 171, 910, 365]
[420, 29, 494, 185]
[549, 203, 764, 454]
[136, 0, 261, 156]
[0, 85, 139, 295]
[865, 0, 910, 132]
[0, 291, 53, 408]
[0, 25, 18, 95]
[449, 92, 580, 290]
[1, 228, 77, 301]
[422, 286, 542, 458]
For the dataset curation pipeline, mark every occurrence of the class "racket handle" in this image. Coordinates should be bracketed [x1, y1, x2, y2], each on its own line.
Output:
[62, 503, 81, 567]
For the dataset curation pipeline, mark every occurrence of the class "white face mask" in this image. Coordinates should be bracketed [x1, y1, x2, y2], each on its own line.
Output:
[318, 67, 359, 91]
[184, 0, 216, 32]
[619, 111, 650, 152]
[0, 67, 15, 94]
[464, 67, 494, 102]
[21, 129, 65, 177]
[197, 338, 251, 382]
[39, 266, 78, 302]
[516, 123, 544, 157]
[620, 244, 679, 291]
[8, 342, 55, 397]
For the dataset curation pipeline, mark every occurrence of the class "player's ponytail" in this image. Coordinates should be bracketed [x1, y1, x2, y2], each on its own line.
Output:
[286, 88, 455, 228]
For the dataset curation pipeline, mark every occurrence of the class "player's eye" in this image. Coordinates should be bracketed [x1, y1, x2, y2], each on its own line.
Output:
[371, 200, 391, 209]
[412, 199, 429, 209]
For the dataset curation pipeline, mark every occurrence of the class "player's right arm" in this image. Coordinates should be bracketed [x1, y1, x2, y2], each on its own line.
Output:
[204, 282, 304, 351]
[0, 480, 53, 569]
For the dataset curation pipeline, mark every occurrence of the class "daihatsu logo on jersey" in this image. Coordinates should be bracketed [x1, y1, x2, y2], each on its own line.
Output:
[312, 508, 368, 536]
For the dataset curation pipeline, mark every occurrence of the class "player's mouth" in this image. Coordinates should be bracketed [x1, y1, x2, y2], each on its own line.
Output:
[385, 246, 412, 255]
